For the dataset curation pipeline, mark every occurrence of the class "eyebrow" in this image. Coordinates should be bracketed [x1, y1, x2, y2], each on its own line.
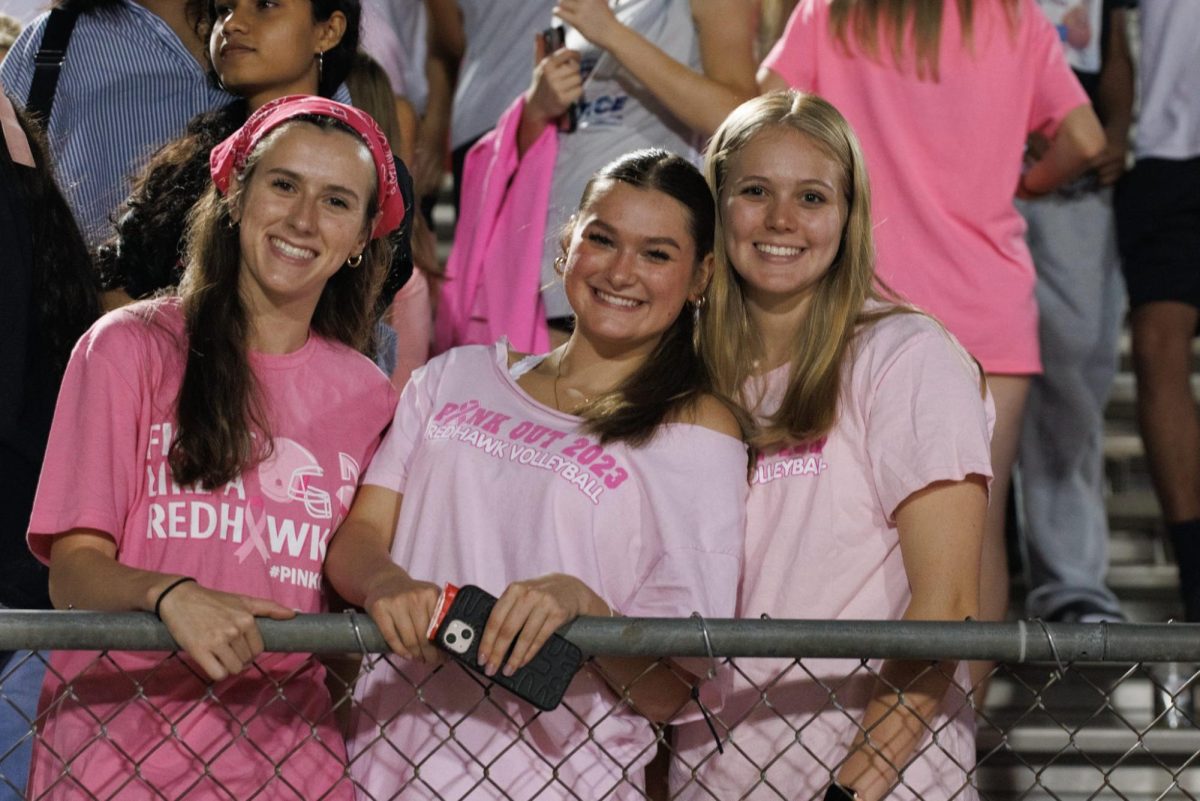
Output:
[265, 167, 364, 204]
[737, 174, 838, 192]
[589, 219, 682, 250]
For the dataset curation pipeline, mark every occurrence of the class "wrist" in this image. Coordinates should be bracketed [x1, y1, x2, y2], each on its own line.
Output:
[362, 564, 412, 605]
[152, 576, 196, 619]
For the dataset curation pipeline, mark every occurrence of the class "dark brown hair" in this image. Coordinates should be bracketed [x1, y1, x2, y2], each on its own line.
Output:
[168, 117, 392, 488]
[568, 149, 746, 447]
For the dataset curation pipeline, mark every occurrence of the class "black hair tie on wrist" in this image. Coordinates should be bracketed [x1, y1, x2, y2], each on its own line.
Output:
[153, 577, 197, 620]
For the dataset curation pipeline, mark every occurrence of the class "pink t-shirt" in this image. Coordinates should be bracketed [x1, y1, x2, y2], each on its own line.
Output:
[671, 310, 995, 800]
[762, 0, 1089, 373]
[26, 299, 397, 801]
[348, 341, 748, 800]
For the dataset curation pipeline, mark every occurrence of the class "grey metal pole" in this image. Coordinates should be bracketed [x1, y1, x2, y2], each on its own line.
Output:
[4, 611, 1200, 662]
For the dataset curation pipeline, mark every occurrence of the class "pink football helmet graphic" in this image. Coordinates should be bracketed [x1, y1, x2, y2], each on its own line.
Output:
[257, 438, 332, 519]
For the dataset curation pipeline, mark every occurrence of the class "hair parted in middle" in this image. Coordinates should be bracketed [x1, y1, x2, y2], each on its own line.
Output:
[701, 89, 909, 450]
[169, 115, 392, 489]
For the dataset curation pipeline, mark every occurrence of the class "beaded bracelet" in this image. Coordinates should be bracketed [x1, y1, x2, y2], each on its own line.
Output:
[153, 577, 196, 620]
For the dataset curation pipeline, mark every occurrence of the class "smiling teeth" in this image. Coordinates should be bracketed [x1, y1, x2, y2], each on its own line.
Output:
[272, 237, 316, 259]
[757, 243, 803, 256]
[595, 289, 641, 308]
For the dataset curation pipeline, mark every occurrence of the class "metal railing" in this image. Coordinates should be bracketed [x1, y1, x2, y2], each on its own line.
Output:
[2, 612, 1199, 800]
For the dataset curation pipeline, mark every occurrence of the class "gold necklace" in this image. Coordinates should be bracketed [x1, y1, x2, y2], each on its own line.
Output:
[553, 351, 591, 413]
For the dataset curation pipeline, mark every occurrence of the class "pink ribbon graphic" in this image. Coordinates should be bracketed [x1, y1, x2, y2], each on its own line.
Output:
[234, 496, 270, 564]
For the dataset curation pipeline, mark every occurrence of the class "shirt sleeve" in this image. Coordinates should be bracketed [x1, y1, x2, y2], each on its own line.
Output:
[760, 0, 820, 90]
[0, 14, 41, 105]
[362, 351, 448, 494]
[863, 320, 995, 521]
[26, 320, 147, 563]
[619, 427, 747, 621]
[618, 426, 747, 716]
[1026, 0, 1092, 135]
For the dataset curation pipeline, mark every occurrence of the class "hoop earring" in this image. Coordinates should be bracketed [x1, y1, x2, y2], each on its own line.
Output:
[316, 50, 324, 86]
[553, 253, 567, 277]
[346, 253, 363, 269]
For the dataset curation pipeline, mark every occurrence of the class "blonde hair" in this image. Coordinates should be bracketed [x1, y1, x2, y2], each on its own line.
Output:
[701, 90, 904, 449]
[829, 0, 1018, 81]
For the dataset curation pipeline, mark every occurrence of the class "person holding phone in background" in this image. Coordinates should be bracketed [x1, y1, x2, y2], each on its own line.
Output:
[435, 0, 758, 354]
[671, 90, 993, 801]
[326, 149, 748, 800]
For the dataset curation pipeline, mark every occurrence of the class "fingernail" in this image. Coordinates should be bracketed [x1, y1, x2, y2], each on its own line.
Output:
[485, 663, 497, 677]
[476, 651, 488, 666]
[502, 664, 515, 678]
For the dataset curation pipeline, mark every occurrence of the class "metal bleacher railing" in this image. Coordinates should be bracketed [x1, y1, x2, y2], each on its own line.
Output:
[2, 612, 1199, 800]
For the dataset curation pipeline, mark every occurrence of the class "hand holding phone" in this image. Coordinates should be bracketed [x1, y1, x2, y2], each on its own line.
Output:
[537, 24, 579, 133]
[427, 583, 584, 711]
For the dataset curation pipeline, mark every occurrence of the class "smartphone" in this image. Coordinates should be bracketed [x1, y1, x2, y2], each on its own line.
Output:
[539, 24, 579, 133]
[427, 583, 584, 711]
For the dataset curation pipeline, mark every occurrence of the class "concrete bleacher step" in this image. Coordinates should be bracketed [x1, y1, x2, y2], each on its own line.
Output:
[978, 663, 1200, 799]
[976, 761, 1200, 800]
[1106, 488, 1161, 532]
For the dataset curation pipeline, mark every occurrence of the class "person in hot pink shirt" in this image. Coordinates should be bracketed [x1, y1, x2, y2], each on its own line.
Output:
[672, 91, 994, 800]
[325, 149, 749, 799]
[758, 0, 1104, 647]
[25, 97, 403, 800]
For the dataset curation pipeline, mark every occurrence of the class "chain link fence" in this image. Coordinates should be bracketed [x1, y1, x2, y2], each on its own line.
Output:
[2, 612, 1199, 800]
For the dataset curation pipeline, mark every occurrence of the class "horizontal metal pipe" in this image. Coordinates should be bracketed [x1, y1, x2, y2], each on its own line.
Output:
[2, 611, 1199, 663]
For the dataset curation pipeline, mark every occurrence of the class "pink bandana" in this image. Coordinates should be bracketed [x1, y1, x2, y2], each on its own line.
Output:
[209, 95, 404, 239]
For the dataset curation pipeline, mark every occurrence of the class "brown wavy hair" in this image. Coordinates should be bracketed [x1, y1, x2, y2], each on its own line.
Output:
[567, 149, 748, 447]
[168, 118, 393, 488]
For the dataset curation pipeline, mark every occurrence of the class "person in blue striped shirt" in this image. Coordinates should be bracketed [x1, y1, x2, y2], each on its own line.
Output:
[93, 0, 413, 325]
[0, 0, 233, 248]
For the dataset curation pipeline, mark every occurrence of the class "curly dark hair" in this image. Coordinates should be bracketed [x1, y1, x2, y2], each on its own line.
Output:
[96, 98, 411, 312]
[96, 102, 245, 297]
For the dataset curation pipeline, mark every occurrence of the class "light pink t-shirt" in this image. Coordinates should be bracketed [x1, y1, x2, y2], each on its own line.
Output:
[763, 0, 1089, 373]
[349, 341, 748, 800]
[26, 299, 397, 801]
[671, 311, 995, 800]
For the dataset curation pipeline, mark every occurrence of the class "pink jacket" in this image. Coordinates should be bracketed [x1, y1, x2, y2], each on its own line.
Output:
[434, 97, 555, 354]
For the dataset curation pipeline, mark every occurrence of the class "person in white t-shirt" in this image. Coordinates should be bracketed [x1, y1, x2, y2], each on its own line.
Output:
[1115, 0, 1200, 623]
[672, 90, 995, 801]
[326, 148, 749, 799]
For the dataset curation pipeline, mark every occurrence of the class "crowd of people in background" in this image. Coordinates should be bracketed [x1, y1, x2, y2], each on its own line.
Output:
[0, 0, 1196, 799]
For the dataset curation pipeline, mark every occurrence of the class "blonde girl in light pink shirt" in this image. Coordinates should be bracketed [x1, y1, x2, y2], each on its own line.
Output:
[758, 0, 1105, 656]
[671, 90, 994, 800]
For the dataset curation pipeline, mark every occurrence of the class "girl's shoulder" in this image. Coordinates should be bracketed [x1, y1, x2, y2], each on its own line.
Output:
[83, 297, 184, 352]
[853, 304, 984, 396]
[666, 392, 747, 441]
